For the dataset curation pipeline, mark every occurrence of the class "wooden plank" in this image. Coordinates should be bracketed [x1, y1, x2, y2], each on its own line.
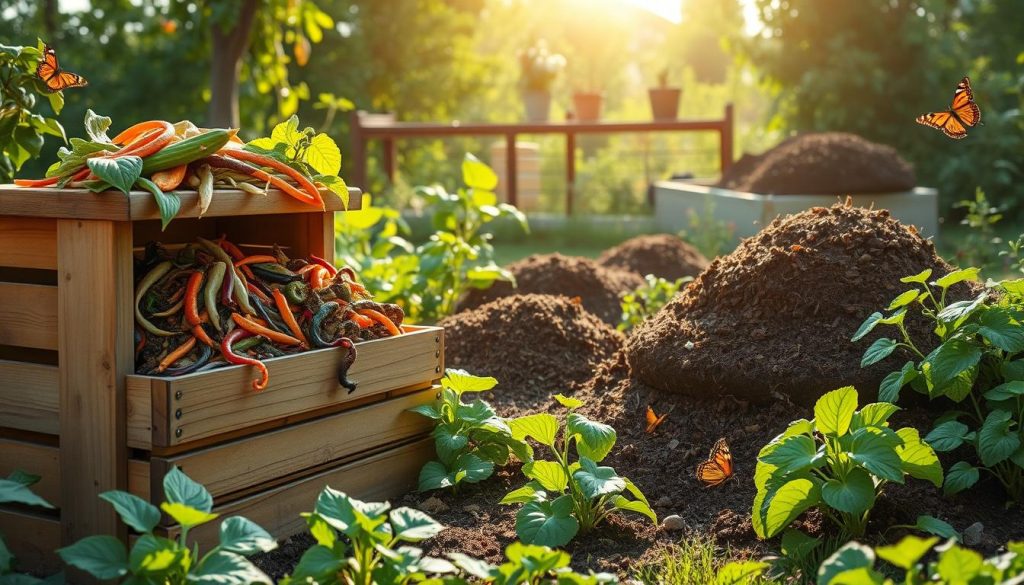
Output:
[129, 326, 443, 447]
[0, 360, 58, 434]
[0, 283, 58, 350]
[164, 438, 431, 547]
[0, 217, 57, 269]
[57, 219, 134, 546]
[0, 439, 60, 505]
[0, 509, 62, 575]
[128, 459, 150, 502]
[126, 376, 154, 449]
[0, 186, 361, 221]
[151, 387, 436, 503]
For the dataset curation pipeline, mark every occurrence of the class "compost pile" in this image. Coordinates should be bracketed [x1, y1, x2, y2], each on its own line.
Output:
[457, 254, 643, 326]
[626, 202, 960, 404]
[133, 236, 403, 391]
[716, 132, 916, 195]
[439, 294, 624, 409]
[597, 234, 709, 279]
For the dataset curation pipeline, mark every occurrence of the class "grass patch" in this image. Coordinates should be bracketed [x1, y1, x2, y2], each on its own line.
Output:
[630, 536, 781, 585]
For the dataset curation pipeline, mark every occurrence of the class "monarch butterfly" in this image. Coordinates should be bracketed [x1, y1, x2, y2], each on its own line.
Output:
[916, 77, 980, 140]
[696, 438, 733, 487]
[35, 44, 88, 92]
[644, 406, 669, 434]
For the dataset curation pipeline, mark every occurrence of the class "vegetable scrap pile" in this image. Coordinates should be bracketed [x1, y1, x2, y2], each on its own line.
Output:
[15, 111, 348, 227]
[456, 254, 643, 326]
[133, 236, 403, 391]
[597, 233, 709, 280]
[439, 294, 623, 410]
[626, 202, 966, 405]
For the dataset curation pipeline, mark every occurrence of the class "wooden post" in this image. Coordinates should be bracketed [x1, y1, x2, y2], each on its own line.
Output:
[56, 220, 133, 558]
[505, 134, 518, 208]
[565, 132, 576, 216]
[382, 138, 397, 185]
[349, 110, 368, 192]
[720, 103, 734, 174]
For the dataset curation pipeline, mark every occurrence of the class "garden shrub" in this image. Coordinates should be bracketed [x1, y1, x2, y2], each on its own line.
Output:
[857, 268, 1024, 502]
[753, 386, 943, 540]
[0, 41, 66, 183]
[0, 470, 57, 583]
[618, 274, 691, 331]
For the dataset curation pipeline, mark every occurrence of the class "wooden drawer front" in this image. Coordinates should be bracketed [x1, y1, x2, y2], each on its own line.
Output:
[0, 282, 57, 350]
[0, 360, 59, 434]
[151, 386, 437, 505]
[127, 326, 444, 448]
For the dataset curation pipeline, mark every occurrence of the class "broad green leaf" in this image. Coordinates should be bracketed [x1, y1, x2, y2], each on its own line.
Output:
[764, 478, 821, 538]
[978, 409, 1020, 466]
[305, 133, 341, 176]
[57, 535, 128, 580]
[849, 428, 904, 482]
[851, 312, 883, 342]
[554, 394, 583, 409]
[925, 420, 970, 452]
[192, 550, 272, 584]
[781, 529, 821, 562]
[817, 541, 874, 585]
[861, 338, 899, 367]
[984, 381, 1024, 401]
[315, 174, 349, 208]
[449, 552, 496, 579]
[610, 494, 657, 524]
[455, 399, 500, 425]
[715, 560, 770, 585]
[443, 368, 498, 393]
[127, 533, 181, 575]
[824, 567, 886, 584]
[821, 468, 875, 514]
[938, 367, 976, 403]
[888, 289, 921, 310]
[408, 404, 442, 420]
[524, 460, 568, 492]
[218, 517, 276, 555]
[895, 427, 943, 487]
[901, 269, 932, 284]
[510, 413, 559, 448]
[878, 309, 907, 326]
[814, 386, 858, 436]
[0, 479, 53, 509]
[390, 507, 445, 541]
[306, 514, 336, 548]
[759, 435, 822, 475]
[935, 545, 983, 581]
[852, 402, 900, 429]
[879, 362, 917, 403]
[87, 155, 142, 195]
[500, 482, 541, 505]
[288, 545, 345, 583]
[943, 461, 980, 496]
[6, 469, 40, 487]
[432, 424, 469, 463]
[937, 293, 987, 324]
[913, 515, 959, 539]
[925, 341, 982, 387]
[875, 535, 938, 570]
[934, 267, 981, 289]
[270, 115, 302, 150]
[453, 452, 494, 484]
[978, 309, 1024, 353]
[137, 177, 181, 230]
[160, 502, 218, 528]
[1002, 360, 1024, 381]
[515, 494, 579, 547]
[462, 153, 498, 191]
[567, 413, 617, 462]
[418, 461, 455, 491]
[99, 491, 160, 534]
[573, 457, 625, 499]
[84, 109, 112, 143]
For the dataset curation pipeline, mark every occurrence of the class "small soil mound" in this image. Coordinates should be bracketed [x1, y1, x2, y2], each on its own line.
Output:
[598, 234, 709, 280]
[626, 202, 962, 405]
[457, 254, 643, 326]
[717, 132, 916, 195]
[439, 294, 624, 409]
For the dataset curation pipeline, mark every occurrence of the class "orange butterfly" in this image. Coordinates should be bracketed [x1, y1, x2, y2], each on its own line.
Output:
[696, 438, 733, 487]
[645, 406, 669, 433]
[36, 44, 88, 92]
[916, 77, 980, 140]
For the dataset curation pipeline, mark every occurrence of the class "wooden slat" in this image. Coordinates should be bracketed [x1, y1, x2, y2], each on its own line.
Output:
[0, 283, 58, 350]
[128, 326, 443, 447]
[0, 509, 62, 575]
[0, 186, 361, 221]
[128, 459, 150, 502]
[57, 219, 134, 546]
[0, 439, 60, 504]
[164, 438, 431, 547]
[126, 376, 154, 449]
[0, 217, 57, 269]
[151, 387, 436, 502]
[0, 360, 58, 434]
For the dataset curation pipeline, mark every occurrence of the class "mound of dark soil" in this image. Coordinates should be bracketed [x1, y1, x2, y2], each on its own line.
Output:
[439, 294, 624, 409]
[457, 254, 643, 326]
[717, 133, 916, 195]
[626, 202, 963, 405]
[597, 234, 709, 279]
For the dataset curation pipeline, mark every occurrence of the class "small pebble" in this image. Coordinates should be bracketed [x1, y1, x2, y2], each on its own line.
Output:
[745, 424, 761, 433]
[419, 496, 448, 515]
[462, 504, 481, 514]
[668, 439, 680, 450]
[963, 522, 984, 546]
[661, 514, 686, 531]
[655, 496, 672, 508]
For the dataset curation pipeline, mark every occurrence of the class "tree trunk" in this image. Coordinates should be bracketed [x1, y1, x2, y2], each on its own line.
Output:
[208, 0, 259, 128]
[41, 0, 58, 45]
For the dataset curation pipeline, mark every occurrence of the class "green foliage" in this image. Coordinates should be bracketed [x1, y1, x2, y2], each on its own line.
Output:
[58, 467, 275, 584]
[858, 269, 1024, 503]
[618, 274, 691, 331]
[753, 387, 942, 540]
[810, 536, 1024, 585]
[246, 115, 349, 206]
[951, 188, 1004, 269]
[501, 395, 656, 547]
[0, 41, 66, 183]
[632, 536, 780, 585]
[0, 470, 59, 583]
[412, 369, 531, 493]
[450, 542, 618, 584]
[678, 194, 736, 259]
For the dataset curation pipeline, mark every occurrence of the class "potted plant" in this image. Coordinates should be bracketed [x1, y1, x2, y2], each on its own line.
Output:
[572, 89, 603, 122]
[519, 40, 565, 123]
[648, 68, 681, 120]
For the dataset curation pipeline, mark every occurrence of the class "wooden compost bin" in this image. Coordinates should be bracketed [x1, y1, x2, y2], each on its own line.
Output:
[0, 186, 442, 575]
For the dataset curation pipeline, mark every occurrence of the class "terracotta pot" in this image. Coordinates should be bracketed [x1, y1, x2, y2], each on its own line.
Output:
[522, 90, 552, 122]
[648, 87, 681, 120]
[572, 92, 603, 122]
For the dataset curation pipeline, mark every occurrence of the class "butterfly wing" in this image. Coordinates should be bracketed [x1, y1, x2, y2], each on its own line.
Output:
[35, 44, 88, 92]
[916, 111, 951, 130]
[54, 70, 88, 90]
[950, 77, 974, 111]
[645, 406, 668, 433]
[696, 438, 733, 486]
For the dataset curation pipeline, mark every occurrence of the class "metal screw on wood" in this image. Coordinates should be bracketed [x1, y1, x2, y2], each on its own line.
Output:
[434, 336, 439, 343]
[435, 365, 441, 373]
[175, 428, 182, 438]
[435, 350, 440, 358]
[175, 390, 183, 400]
[175, 409, 183, 420]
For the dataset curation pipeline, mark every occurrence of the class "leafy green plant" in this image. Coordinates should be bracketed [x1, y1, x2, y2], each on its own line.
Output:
[952, 187, 1004, 270]
[753, 386, 943, 540]
[856, 268, 1024, 503]
[678, 194, 735, 259]
[58, 467, 275, 584]
[501, 395, 656, 547]
[411, 369, 530, 493]
[618, 274, 691, 331]
[632, 536, 779, 585]
[1, 41, 66, 183]
[451, 541, 617, 584]
[1, 470, 60, 583]
[812, 535, 1024, 585]
[246, 114, 349, 206]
